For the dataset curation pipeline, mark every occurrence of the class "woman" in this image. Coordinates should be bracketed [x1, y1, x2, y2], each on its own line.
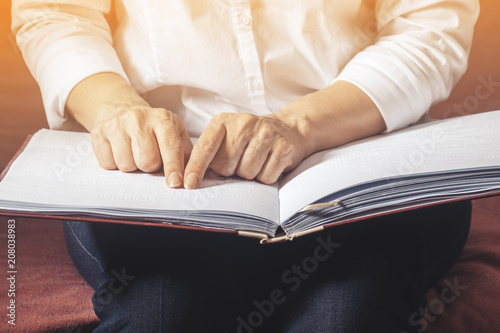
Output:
[12, 1, 479, 331]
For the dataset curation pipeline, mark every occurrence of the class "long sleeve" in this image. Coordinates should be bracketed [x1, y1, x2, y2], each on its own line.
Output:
[334, 0, 480, 132]
[12, 0, 128, 130]
[12, 1, 480, 133]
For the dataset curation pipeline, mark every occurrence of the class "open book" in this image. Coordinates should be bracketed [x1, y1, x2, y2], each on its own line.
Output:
[1, 111, 499, 243]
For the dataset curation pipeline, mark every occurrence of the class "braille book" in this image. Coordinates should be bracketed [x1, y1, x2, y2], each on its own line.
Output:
[1, 111, 499, 243]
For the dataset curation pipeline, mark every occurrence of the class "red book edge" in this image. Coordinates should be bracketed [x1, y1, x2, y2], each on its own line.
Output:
[0, 135, 32, 182]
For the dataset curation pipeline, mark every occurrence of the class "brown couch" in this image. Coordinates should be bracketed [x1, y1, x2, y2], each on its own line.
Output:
[0, 0, 499, 331]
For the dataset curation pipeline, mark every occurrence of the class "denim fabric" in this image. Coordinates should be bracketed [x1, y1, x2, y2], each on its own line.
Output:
[63, 200, 471, 333]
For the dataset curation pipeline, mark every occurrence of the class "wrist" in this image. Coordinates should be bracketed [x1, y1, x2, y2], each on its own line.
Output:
[275, 82, 386, 155]
[271, 98, 316, 155]
[272, 92, 328, 154]
[66, 73, 150, 131]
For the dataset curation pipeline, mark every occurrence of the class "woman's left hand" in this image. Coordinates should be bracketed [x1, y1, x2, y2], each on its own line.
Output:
[183, 81, 387, 189]
[183, 112, 312, 189]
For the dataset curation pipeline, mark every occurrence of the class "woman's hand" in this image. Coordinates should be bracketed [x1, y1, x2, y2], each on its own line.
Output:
[67, 74, 385, 190]
[183, 81, 387, 189]
[91, 107, 192, 188]
[65, 73, 193, 188]
[183, 112, 313, 189]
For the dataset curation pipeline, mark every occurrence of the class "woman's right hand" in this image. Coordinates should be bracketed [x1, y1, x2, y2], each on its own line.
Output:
[91, 107, 193, 188]
[66, 73, 193, 188]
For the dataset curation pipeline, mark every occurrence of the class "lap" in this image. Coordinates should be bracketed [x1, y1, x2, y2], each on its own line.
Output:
[63, 200, 472, 332]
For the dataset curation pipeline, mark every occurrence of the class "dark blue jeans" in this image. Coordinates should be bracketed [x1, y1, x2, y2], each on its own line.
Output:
[63, 200, 471, 332]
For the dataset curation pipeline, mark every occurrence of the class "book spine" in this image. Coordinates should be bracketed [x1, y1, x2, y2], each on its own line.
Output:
[237, 231, 270, 241]
[260, 226, 325, 244]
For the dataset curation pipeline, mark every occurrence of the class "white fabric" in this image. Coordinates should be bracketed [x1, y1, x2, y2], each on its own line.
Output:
[12, 0, 479, 136]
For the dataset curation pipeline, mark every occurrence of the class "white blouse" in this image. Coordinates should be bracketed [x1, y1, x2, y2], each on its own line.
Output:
[12, 0, 479, 137]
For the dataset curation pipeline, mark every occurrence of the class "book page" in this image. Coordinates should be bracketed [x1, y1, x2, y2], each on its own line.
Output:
[0, 129, 280, 225]
[278, 111, 500, 223]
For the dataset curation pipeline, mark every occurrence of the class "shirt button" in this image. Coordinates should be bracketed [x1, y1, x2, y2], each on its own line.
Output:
[239, 14, 252, 26]
[251, 79, 263, 91]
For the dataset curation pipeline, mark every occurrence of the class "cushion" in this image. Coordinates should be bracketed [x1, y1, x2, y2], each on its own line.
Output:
[426, 197, 500, 332]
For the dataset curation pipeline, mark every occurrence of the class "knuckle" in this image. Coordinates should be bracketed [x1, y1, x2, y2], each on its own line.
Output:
[97, 159, 116, 170]
[212, 112, 228, 121]
[211, 160, 235, 177]
[116, 162, 137, 173]
[154, 108, 174, 123]
[154, 115, 187, 148]
[236, 166, 257, 180]
[257, 172, 278, 185]
[240, 113, 255, 122]
[275, 139, 294, 157]
[91, 133, 105, 149]
[123, 109, 146, 131]
[258, 123, 274, 138]
[105, 114, 121, 129]
[91, 123, 103, 136]
[210, 112, 233, 126]
[136, 155, 162, 173]
[246, 140, 267, 156]
[91, 122, 110, 141]
[160, 137, 183, 151]
[195, 139, 217, 153]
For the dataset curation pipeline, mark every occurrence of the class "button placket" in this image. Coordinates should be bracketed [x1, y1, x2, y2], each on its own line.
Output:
[239, 13, 252, 26]
[251, 78, 263, 92]
[230, 0, 267, 109]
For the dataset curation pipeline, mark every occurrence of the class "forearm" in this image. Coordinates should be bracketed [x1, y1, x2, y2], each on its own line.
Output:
[65, 73, 149, 132]
[12, 0, 129, 130]
[273, 80, 386, 154]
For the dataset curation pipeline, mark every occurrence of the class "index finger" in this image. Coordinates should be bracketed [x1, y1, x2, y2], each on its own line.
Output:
[184, 122, 226, 189]
[155, 122, 190, 188]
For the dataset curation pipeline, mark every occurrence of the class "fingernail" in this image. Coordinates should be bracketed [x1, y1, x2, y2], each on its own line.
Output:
[167, 172, 182, 188]
[185, 173, 199, 190]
